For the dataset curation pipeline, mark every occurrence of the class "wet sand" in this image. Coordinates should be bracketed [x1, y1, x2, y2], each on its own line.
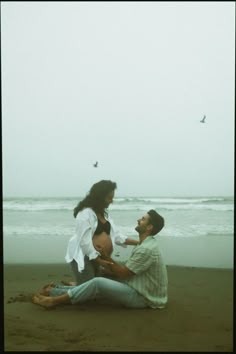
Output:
[3, 263, 233, 352]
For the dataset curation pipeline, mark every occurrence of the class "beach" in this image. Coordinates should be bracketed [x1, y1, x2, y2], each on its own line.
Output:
[3, 196, 234, 351]
[4, 263, 233, 352]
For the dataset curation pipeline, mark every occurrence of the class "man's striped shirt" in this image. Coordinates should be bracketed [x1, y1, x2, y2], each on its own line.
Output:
[124, 236, 168, 309]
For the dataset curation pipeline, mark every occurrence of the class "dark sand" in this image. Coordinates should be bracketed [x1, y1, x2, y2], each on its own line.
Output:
[3, 263, 233, 352]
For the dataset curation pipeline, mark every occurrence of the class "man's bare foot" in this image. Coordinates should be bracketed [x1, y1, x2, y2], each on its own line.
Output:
[39, 282, 55, 296]
[32, 293, 55, 308]
[61, 280, 76, 286]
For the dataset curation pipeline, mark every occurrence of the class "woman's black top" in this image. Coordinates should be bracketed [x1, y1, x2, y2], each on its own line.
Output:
[94, 219, 111, 235]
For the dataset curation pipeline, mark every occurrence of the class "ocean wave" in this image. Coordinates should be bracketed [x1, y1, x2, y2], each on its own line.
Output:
[201, 197, 233, 204]
[3, 204, 233, 212]
[3, 223, 233, 239]
[3, 225, 73, 238]
[111, 203, 233, 212]
[3, 206, 73, 212]
[3, 197, 234, 212]
[114, 196, 233, 204]
[3, 201, 74, 212]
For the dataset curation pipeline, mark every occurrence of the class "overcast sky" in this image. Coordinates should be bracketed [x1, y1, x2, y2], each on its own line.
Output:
[2, 1, 235, 197]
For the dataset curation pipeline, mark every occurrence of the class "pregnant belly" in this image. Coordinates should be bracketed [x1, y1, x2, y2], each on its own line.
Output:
[93, 232, 113, 256]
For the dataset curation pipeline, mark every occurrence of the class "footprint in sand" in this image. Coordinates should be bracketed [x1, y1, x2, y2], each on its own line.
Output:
[7, 293, 33, 304]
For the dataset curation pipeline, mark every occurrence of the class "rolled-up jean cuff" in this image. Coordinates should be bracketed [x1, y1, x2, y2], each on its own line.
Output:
[67, 289, 74, 301]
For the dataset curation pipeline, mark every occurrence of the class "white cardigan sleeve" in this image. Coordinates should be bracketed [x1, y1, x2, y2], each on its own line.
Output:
[75, 209, 100, 260]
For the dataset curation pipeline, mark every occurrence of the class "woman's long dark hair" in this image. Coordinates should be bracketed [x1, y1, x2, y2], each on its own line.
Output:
[73, 180, 117, 218]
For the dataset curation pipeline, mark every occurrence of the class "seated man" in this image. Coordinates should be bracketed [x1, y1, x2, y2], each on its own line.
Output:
[32, 210, 168, 309]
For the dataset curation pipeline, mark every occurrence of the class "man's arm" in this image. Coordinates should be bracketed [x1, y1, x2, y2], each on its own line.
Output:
[124, 238, 140, 246]
[104, 257, 135, 280]
[95, 255, 114, 267]
[95, 245, 135, 280]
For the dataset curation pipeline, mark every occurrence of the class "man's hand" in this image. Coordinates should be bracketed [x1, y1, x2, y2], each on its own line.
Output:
[95, 246, 134, 280]
[94, 244, 134, 280]
[95, 254, 114, 267]
[100, 267, 118, 279]
[94, 244, 110, 260]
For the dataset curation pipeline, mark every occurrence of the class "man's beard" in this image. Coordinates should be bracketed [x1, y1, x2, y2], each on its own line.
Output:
[135, 225, 140, 232]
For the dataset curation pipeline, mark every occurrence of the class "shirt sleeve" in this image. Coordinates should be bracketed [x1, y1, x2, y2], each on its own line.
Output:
[75, 210, 100, 260]
[125, 248, 153, 274]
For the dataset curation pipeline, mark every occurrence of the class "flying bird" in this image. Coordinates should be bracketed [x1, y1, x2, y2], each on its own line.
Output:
[200, 115, 206, 123]
[93, 161, 98, 168]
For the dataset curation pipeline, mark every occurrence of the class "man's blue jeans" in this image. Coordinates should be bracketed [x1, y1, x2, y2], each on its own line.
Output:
[50, 277, 149, 308]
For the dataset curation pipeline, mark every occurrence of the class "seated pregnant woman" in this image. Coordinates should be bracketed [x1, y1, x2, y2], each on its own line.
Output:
[64, 180, 139, 285]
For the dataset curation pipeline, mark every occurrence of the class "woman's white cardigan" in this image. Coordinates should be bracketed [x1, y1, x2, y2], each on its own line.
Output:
[65, 208, 127, 272]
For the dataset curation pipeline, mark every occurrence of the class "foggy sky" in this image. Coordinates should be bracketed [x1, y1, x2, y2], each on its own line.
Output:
[2, 2, 235, 197]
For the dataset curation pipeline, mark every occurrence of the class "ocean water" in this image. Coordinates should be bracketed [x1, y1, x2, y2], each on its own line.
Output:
[3, 196, 234, 268]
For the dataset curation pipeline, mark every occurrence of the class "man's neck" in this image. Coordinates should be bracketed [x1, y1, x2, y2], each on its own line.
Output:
[139, 233, 151, 244]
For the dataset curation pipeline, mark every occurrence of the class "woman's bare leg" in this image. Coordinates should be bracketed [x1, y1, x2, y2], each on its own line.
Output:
[61, 258, 96, 286]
